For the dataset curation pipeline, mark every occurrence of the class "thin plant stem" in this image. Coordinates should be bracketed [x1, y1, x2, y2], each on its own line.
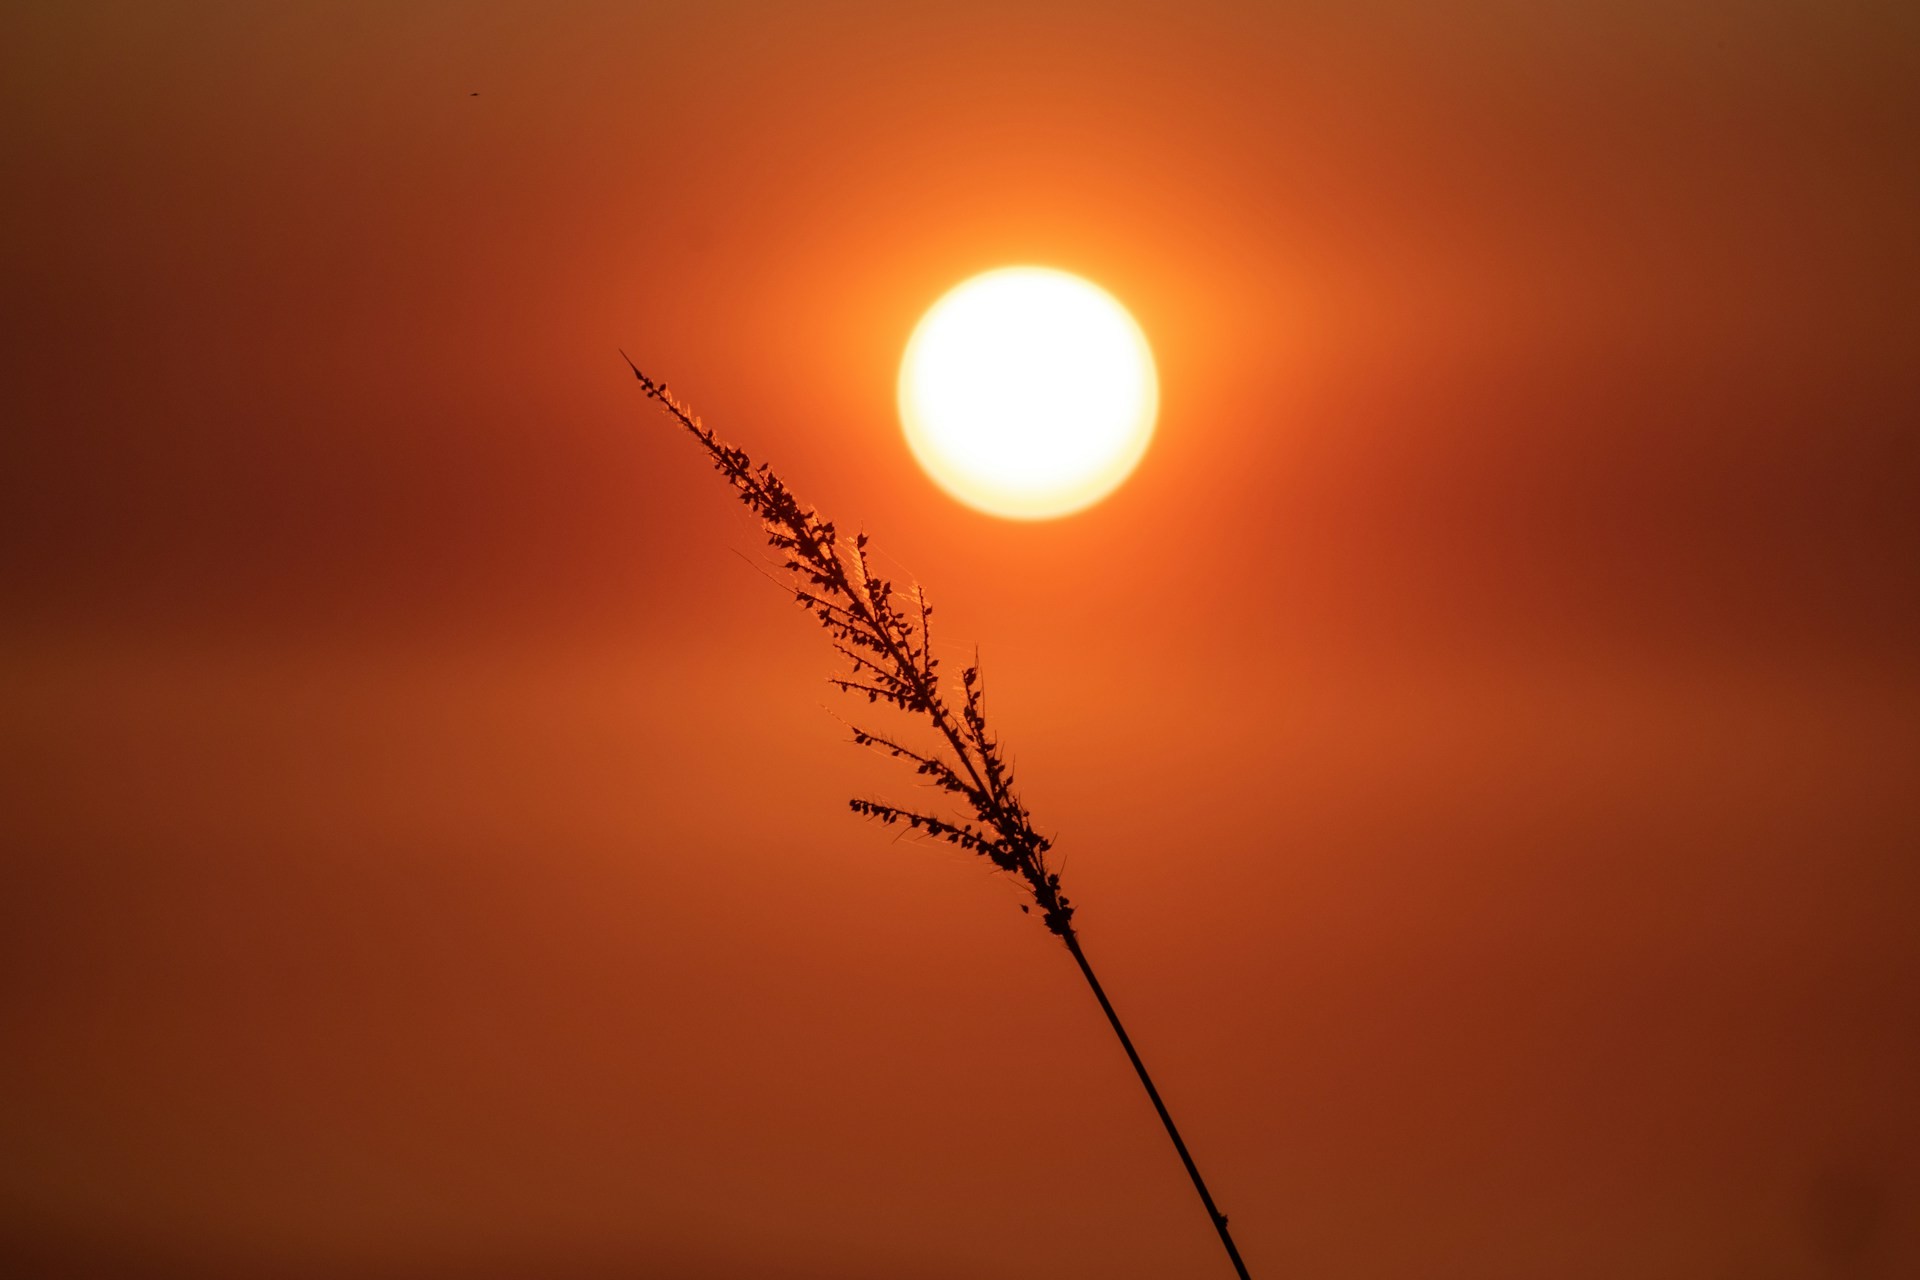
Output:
[623, 356, 1255, 1277]
[1062, 931, 1252, 1280]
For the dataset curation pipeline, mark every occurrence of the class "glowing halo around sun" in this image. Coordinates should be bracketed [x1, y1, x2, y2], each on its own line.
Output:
[898, 267, 1159, 520]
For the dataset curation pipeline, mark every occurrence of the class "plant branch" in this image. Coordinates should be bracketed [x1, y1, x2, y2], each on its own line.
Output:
[624, 356, 1253, 1276]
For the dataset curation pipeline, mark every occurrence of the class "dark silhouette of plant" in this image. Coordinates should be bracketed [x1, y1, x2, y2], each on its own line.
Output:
[624, 354, 1254, 1280]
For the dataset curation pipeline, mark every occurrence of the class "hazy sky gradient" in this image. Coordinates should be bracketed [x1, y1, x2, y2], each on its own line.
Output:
[4, 2, 1917, 1276]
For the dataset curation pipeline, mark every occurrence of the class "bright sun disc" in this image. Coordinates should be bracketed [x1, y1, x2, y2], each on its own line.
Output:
[899, 267, 1158, 520]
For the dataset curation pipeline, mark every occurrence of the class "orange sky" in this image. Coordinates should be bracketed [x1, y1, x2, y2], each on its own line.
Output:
[4, 2, 1918, 1276]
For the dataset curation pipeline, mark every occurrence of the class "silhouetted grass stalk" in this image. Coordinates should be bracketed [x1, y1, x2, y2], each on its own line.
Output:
[624, 356, 1253, 1279]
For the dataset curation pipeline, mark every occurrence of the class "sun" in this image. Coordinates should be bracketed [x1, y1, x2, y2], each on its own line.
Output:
[898, 267, 1158, 520]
